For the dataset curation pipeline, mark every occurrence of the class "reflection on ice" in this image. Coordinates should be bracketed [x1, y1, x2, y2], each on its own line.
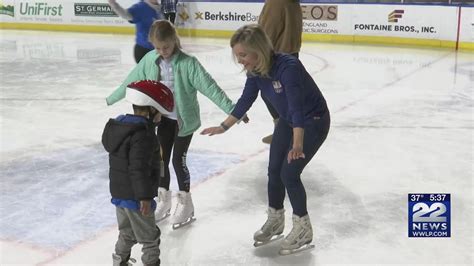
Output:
[0, 145, 240, 250]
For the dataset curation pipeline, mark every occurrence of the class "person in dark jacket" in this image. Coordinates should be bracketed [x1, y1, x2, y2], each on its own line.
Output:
[161, 0, 178, 24]
[103, 80, 174, 266]
[200, 24, 330, 255]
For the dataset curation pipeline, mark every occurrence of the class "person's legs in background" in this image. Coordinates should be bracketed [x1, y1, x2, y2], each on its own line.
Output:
[134, 44, 153, 63]
[261, 94, 280, 144]
[164, 12, 176, 24]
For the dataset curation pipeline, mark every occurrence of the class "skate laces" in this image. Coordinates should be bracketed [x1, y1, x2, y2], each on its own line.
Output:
[157, 189, 170, 203]
[286, 223, 302, 242]
[262, 210, 283, 231]
[173, 193, 185, 215]
[158, 190, 165, 201]
[176, 193, 186, 204]
[286, 216, 310, 243]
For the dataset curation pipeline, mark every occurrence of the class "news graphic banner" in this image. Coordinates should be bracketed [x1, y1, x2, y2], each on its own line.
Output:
[408, 194, 451, 237]
[0, 0, 473, 49]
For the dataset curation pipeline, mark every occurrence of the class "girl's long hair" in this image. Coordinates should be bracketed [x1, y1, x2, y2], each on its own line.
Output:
[148, 20, 182, 50]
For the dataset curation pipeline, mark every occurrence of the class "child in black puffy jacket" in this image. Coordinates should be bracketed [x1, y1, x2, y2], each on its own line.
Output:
[102, 80, 174, 266]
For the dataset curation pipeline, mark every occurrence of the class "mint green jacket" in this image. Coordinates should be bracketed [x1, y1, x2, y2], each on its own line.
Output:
[106, 50, 235, 136]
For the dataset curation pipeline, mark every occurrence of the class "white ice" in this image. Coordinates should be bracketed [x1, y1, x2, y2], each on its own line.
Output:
[0, 30, 472, 265]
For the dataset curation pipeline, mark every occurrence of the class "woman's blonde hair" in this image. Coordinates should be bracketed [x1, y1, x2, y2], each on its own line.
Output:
[148, 20, 182, 50]
[230, 24, 274, 77]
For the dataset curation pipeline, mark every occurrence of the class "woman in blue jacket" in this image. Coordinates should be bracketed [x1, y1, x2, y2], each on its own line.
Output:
[201, 24, 330, 255]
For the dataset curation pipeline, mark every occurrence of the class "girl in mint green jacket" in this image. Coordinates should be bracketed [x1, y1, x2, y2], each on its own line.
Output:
[106, 20, 236, 229]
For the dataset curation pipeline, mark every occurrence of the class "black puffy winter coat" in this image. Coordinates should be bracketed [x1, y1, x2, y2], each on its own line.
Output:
[102, 116, 160, 200]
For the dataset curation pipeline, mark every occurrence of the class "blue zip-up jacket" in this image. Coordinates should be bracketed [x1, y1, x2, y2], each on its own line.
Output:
[231, 53, 328, 128]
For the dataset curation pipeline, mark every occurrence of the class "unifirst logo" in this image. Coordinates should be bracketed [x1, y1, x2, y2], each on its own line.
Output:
[388, 10, 404, 23]
[19, 2, 63, 16]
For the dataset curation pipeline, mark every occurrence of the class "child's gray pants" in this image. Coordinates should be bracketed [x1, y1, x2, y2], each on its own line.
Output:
[114, 207, 161, 265]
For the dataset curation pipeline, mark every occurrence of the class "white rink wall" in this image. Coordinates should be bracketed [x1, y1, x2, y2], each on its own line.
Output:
[0, 0, 473, 49]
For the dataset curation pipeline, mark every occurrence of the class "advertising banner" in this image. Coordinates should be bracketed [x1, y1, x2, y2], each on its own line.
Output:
[0, 0, 137, 26]
[0, 1, 472, 48]
[175, 2, 261, 30]
[350, 5, 458, 40]
[301, 4, 342, 35]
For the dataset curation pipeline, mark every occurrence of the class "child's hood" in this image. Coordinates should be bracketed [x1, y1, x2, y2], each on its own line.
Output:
[101, 115, 148, 153]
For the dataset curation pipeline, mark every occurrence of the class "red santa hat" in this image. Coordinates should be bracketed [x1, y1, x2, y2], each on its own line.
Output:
[125, 80, 174, 115]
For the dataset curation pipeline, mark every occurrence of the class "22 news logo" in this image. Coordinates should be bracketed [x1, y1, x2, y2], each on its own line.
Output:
[408, 194, 450, 237]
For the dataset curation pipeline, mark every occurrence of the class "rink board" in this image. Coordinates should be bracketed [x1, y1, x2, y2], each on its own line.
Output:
[0, 0, 473, 50]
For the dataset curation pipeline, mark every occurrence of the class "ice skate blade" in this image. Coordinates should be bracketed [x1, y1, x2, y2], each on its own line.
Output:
[122, 257, 136, 265]
[279, 243, 315, 256]
[155, 210, 170, 223]
[172, 217, 196, 230]
[253, 234, 284, 247]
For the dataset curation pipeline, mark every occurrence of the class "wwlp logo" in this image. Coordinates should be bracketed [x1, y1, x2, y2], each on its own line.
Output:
[408, 194, 450, 237]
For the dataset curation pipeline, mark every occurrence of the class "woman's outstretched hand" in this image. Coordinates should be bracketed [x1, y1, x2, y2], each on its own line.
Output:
[287, 146, 305, 163]
[200, 126, 226, 136]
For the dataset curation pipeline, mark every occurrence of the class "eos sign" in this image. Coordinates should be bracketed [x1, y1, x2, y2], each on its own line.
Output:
[301, 5, 337, 21]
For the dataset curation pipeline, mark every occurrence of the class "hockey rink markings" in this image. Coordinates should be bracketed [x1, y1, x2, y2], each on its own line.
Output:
[0, 144, 242, 251]
[333, 51, 455, 114]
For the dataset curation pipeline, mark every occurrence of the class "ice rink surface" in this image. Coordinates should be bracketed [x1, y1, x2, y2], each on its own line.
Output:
[0, 30, 472, 265]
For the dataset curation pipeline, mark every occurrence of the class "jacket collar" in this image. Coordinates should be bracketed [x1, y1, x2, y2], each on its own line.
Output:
[155, 50, 182, 66]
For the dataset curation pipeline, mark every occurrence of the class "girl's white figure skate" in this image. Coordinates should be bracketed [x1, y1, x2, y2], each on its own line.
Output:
[171, 191, 196, 229]
[253, 207, 285, 247]
[279, 214, 315, 255]
[155, 187, 172, 223]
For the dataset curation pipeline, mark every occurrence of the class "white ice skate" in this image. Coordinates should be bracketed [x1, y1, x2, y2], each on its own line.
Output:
[155, 187, 171, 223]
[253, 207, 285, 247]
[279, 214, 315, 256]
[171, 191, 196, 230]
